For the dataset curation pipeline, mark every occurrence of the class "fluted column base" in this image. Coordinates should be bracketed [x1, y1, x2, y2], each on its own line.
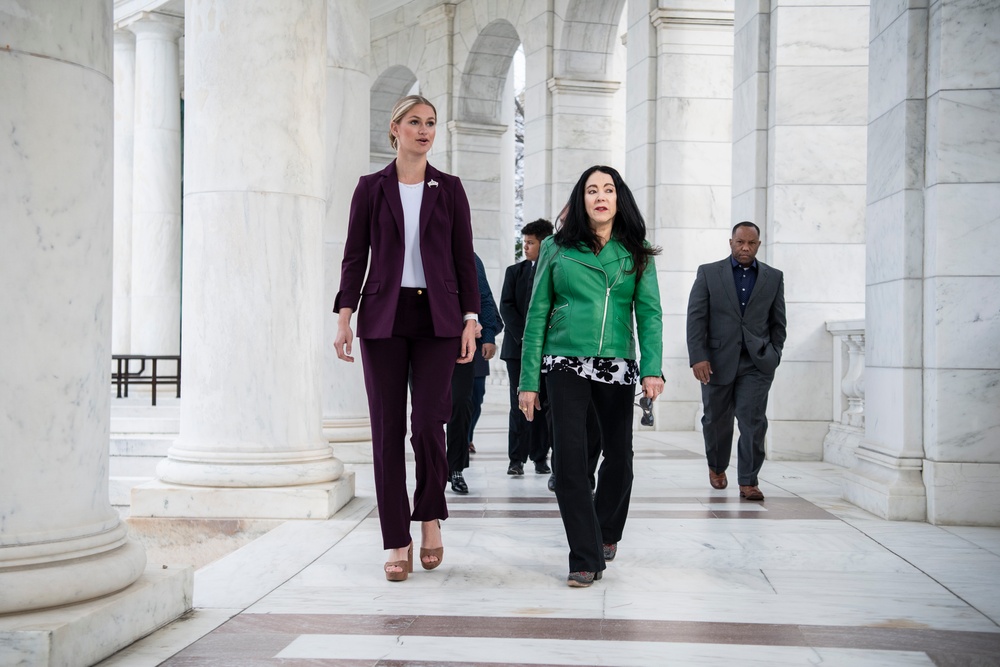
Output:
[131, 476, 356, 520]
[0, 522, 144, 614]
[157, 445, 344, 487]
[0, 563, 191, 667]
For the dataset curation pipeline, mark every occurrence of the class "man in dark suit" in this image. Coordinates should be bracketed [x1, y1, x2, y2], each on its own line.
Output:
[500, 218, 554, 476]
[686, 221, 787, 501]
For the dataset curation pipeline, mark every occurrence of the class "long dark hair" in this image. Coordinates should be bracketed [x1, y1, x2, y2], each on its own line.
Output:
[554, 165, 661, 278]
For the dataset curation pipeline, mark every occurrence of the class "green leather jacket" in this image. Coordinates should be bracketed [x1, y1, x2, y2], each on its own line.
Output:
[519, 236, 663, 392]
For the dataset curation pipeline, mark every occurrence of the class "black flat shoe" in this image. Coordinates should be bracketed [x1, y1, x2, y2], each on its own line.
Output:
[450, 471, 469, 494]
[567, 570, 603, 587]
[547, 474, 556, 492]
[507, 462, 524, 476]
[534, 460, 551, 474]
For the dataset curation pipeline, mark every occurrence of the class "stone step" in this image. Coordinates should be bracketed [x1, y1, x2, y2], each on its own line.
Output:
[111, 434, 174, 457]
[110, 476, 150, 510]
[111, 415, 179, 434]
[110, 456, 163, 478]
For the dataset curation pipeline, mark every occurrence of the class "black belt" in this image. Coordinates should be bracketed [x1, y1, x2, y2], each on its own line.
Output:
[399, 287, 428, 297]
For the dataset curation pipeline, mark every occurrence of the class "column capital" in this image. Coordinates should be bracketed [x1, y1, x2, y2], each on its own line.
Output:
[419, 2, 457, 28]
[447, 119, 508, 138]
[650, 6, 734, 30]
[114, 28, 136, 48]
[546, 77, 620, 96]
[121, 11, 184, 40]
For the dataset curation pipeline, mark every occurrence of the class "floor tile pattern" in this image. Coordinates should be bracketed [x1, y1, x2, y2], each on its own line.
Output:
[101, 408, 1000, 666]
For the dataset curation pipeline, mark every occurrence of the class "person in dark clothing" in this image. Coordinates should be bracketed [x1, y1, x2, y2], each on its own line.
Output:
[500, 219, 554, 476]
[447, 253, 502, 493]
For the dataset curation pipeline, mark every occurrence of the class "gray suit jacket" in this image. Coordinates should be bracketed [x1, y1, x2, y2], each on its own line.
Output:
[686, 257, 787, 385]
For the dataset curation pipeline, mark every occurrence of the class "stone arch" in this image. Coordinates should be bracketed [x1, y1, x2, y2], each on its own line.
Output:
[369, 65, 418, 156]
[556, 0, 627, 79]
[457, 19, 521, 124]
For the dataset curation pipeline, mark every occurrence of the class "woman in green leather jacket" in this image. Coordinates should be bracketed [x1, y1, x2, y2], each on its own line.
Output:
[518, 165, 663, 587]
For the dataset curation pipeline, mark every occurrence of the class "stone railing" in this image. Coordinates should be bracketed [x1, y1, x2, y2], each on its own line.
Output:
[822, 319, 865, 468]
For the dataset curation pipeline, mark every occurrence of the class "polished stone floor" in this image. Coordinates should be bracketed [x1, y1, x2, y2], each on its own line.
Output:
[99, 405, 1000, 666]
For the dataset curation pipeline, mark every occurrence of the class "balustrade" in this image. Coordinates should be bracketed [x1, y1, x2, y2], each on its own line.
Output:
[823, 319, 865, 467]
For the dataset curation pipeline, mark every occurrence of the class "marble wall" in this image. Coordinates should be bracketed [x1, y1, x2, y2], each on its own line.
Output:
[847, 0, 1000, 524]
[844, 1, 930, 521]
[639, 1, 736, 430]
[732, 0, 869, 460]
[522, 1, 627, 222]
[921, 0, 1000, 524]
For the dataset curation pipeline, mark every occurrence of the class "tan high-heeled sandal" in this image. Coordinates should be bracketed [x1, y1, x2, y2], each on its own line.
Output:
[420, 520, 444, 570]
[384, 542, 413, 582]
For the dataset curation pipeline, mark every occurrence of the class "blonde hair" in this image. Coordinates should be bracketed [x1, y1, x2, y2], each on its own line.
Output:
[388, 95, 437, 151]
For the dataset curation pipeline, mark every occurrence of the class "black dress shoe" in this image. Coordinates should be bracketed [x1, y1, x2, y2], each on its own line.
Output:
[534, 460, 551, 474]
[506, 462, 524, 475]
[450, 471, 469, 494]
[547, 474, 556, 492]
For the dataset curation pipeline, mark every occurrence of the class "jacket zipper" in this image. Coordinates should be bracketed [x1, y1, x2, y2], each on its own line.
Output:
[563, 255, 627, 355]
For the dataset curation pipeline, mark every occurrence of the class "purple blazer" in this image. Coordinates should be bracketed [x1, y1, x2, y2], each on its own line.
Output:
[333, 160, 480, 339]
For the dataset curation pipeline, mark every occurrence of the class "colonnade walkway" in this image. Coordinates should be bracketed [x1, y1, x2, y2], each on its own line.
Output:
[100, 404, 1000, 666]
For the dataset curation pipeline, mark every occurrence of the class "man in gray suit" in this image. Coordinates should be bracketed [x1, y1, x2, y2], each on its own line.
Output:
[686, 221, 787, 501]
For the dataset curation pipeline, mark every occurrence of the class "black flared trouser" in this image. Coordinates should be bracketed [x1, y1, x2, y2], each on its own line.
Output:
[546, 370, 635, 573]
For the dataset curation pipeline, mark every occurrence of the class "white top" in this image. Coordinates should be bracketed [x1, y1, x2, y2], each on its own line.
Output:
[398, 181, 426, 288]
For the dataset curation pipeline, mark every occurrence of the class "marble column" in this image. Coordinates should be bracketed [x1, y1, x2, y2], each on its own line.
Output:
[521, 4, 555, 220]
[547, 77, 621, 209]
[133, 0, 354, 519]
[128, 13, 183, 356]
[418, 3, 457, 171]
[645, 3, 735, 430]
[499, 69, 517, 280]
[113, 29, 136, 354]
[920, 0, 1000, 525]
[731, 1, 869, 456]
[843, 3, 928, 520]
[625, 0, 659, 227]
[846, 0, 1000, 524]
[0, 0, 147, 615]
[323, 0, 372, 464]
[449, 120, 509, 291]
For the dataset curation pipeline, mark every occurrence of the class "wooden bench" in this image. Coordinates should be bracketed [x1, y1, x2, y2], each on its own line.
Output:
[112, 355, 181, 406]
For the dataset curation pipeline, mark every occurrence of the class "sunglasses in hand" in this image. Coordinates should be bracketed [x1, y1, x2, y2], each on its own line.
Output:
[638, 396, 654, 427]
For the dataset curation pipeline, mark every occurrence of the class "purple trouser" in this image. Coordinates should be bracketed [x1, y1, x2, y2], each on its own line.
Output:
[360, 288, 458, 549]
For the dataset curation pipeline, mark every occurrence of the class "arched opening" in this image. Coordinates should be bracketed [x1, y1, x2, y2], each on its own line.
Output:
[369, 65, 419, 170]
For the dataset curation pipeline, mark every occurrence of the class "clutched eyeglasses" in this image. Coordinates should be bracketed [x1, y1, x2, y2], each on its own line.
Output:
[636, 395, 654, 427]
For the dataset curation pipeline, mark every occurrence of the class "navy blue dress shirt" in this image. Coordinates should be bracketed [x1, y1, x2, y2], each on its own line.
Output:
[731, 256, 758, 316]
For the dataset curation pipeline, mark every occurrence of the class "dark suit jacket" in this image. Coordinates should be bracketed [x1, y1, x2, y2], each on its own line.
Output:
[498, 259, 534, 361]
[333, 161, 479, 339]
[686, 256, 787, 385]
[472, 253, 503, 376]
